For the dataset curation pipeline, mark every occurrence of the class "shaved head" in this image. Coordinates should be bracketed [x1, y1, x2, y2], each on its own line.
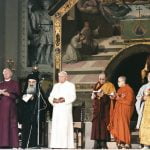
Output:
[118, 76, 126, 87]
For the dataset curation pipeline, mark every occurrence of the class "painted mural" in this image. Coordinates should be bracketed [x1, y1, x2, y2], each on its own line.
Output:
[61, 0, 150, 85]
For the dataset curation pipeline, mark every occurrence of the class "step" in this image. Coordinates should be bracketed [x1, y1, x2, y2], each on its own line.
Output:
[68, 74, 98, 85]
[107, 142, 140, 149]
[83, 51, 117, 60]
[85, 122, 140, 149]
[98, 47, 122, 52]
[63, 60, 109, 74]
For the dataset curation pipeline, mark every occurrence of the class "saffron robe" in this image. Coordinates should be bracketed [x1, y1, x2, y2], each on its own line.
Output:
[48, 81, 76, 148]
[140, 95, 150, 145]
[0, 80, 20, 148]
[91, 81, 116, 140]
[109, 84, 135, 144]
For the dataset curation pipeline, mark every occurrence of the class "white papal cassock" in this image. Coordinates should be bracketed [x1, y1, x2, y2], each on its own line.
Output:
[48, 81, 76, 148]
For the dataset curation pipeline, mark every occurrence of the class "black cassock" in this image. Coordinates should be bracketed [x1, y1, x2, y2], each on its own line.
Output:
[18, 86, 49, 148]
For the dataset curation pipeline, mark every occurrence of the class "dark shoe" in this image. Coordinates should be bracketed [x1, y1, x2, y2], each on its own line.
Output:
[93, 140, 101, 149]
[117, 143, 122, 149]
[101, 141, 108, 149]
[124, 144, 131, 149]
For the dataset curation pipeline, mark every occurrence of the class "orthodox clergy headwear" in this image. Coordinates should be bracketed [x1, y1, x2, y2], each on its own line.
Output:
[27, 72, 39, 82]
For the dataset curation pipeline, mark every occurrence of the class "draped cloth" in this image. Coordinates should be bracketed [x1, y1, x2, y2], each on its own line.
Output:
[91, 81, 116, 140]
[135, 82, 150, 129]
[0, 80, 20, 148]
[140, 96, 150, 145]
[109, 84, 135, 144]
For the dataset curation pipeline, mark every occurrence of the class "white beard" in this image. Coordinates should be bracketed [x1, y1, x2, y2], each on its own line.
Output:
[26, 84, 36, 94]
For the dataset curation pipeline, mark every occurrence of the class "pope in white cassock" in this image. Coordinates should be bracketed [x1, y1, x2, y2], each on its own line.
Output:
[48, 71, 76, 148]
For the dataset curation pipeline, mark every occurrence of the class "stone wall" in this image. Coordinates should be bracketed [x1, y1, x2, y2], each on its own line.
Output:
[0, 1, 5, 80]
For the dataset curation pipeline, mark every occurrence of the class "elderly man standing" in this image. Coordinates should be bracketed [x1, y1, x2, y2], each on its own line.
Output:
[91, 71, 116, 149]
[0, 68, 20, 148]
[19, 70, 48, 148]
[20, 73, 39, 148]
[109, 76, 135, 149]
[48, 71, 76, 148]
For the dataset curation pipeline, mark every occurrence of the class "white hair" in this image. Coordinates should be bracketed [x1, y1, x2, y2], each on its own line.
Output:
[58, 71, 68, 76]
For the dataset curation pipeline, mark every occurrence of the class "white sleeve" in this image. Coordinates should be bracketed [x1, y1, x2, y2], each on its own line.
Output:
[48, 84, 57, 106]
[135, 86, 144, 115]
[64, 83, 76, 104]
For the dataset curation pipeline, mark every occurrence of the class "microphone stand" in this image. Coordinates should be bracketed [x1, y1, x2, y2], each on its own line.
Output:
[36, 80, 43, 148]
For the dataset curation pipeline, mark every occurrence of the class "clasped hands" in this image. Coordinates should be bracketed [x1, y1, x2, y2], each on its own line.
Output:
[109, 93, 126, 100]
[0, 89, 10, 96]
[53, 97, 65, 103]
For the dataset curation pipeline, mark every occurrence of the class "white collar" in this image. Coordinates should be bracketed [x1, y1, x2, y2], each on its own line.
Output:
[5, 79, 11, 82]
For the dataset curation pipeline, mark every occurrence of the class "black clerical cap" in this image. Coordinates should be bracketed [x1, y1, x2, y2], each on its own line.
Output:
[27, 73, 39, 81]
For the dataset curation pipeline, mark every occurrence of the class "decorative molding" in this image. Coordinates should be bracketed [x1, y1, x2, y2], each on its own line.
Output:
[53, 0, 79, 72]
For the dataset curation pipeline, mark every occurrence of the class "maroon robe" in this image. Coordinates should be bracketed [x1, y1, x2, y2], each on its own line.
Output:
[0, 80, 20, 148]
[91, 81, 113, 141]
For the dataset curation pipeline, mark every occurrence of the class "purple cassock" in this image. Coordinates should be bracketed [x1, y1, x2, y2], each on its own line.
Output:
[0, 80, 20, 148]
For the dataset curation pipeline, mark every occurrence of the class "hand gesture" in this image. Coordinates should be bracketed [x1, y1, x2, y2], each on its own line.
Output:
[59, 97, 65, 103]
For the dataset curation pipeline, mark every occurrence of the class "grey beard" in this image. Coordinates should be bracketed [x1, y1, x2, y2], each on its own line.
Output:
[26, 86, 36, 94]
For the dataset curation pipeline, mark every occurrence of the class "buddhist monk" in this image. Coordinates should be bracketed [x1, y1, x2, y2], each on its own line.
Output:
[91, 71, 116, 149]
[109, 76, 135, 149]
[0, 68, 20, 148]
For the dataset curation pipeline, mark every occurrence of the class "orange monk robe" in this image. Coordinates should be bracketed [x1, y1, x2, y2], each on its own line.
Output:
[109, 84, 135, 144]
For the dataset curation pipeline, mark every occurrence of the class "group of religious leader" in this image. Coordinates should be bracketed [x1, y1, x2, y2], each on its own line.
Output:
[48, 71, 76, 149]
[91, 71, 116, 149]
[0, 68, 20, 148]
[108, 76, 135, 149]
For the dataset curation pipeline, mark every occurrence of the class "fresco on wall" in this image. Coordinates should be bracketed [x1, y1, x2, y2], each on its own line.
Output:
[27, 0, 54, 70]
[62, 0, 150, 80]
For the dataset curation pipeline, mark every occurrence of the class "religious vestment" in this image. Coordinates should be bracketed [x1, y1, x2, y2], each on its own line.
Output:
[19, 94, 38, 148]
[91, 81, 116, 141]
[109, 84, 135, 144]
[139, 95, 150, 145]
[18, 79, 47, 148]
[48, 81, 76, 148]
[135, 82, 150, 129]
[0, 80, 20, 148]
